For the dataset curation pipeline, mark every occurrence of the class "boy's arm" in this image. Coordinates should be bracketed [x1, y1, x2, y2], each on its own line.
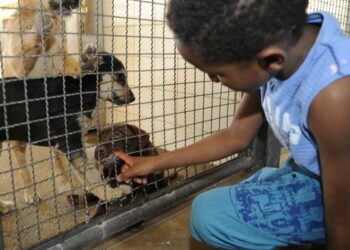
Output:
[117, 91, 264, 181]
[309, 77, 350, 249]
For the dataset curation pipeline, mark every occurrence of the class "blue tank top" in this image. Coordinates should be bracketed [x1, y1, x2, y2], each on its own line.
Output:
[260, 12, 350, 175]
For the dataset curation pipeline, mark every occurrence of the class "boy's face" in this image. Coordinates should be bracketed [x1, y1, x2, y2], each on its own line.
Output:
[177, 43, 272, 93]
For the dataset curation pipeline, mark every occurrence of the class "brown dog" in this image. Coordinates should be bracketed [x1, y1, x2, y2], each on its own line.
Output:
[95, 124, 169, 194]
[68, 124, 174, 218]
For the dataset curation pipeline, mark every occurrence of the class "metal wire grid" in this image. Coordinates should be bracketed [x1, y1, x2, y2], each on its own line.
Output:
[0, 0, 237, 249]
[308, 0, 350, 34]
[0, 0, 347, 249]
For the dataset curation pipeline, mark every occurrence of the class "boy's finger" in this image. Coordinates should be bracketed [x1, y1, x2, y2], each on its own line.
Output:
[115, 151, 133, 165]
[133, 177, 147, 184]
[121, 164, 131, 173]
[116, 173, 128, 182]
[117, 165, 136, 182]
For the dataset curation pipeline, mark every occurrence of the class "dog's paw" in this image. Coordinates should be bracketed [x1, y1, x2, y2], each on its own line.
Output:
[35, 12, 55, 38]
[81, 44, 98, 72]
[67, 193, 100, 208]
[88, 185, 127, 202]
[0, 199, 15, 214]
[24, 189, 41, 204]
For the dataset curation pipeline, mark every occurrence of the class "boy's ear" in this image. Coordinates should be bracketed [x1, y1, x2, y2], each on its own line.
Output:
[257, 46, 286, 74]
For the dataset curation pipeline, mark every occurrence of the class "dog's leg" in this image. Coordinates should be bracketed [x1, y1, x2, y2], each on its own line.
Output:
[80, 44, 98, 73]
[52, 147, 72, 194]
[11, 141, 40, 203]
[2, 11, 56, 78]
[2, 14, 40, 78]
[61, 43, 98, 78]
[0, 199, 15, 214]
[70, 156, 131, 202]
[62, 53, 81, 78]
[0, 143, 15, 213]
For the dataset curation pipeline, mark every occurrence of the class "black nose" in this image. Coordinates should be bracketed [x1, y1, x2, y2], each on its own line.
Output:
[61, 0, 80, 7]
[95, 146, 106, 160]
[127, 90, 135, 103]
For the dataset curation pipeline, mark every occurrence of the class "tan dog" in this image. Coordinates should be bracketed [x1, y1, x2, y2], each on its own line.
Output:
[1, 0, 86, 78]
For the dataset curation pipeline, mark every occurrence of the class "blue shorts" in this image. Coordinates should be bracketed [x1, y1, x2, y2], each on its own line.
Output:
[190, 159, 325, 250]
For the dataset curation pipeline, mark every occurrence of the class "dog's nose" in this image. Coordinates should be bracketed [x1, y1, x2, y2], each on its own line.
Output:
[59, 0, 80, 7]
[127, 90, 135, 103]
[95, 146, 106, 159]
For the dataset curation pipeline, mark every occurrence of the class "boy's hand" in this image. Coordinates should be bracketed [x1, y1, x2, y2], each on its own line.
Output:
[115, 151, 158, 184]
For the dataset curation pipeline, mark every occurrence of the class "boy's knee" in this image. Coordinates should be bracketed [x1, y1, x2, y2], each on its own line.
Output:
[191, 194, 208, 236]
[190, 192, 219, 245]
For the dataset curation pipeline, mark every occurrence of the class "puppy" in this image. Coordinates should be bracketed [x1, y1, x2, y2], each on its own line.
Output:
[1, 0, 89, 79]
[95, 124, 169, 194]
[68, 124, 174, 218]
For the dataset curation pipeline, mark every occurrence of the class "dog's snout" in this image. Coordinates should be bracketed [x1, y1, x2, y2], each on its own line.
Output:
[57, 0, 80, 5]
[50, 0, 80, 13]
[95, 146, 106, 159]
[127, 90, 135, 103]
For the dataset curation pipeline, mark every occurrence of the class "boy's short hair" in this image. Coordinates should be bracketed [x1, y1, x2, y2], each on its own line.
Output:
[167, 0, 309, 64]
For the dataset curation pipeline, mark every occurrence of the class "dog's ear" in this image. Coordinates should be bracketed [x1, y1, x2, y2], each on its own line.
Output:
[126, 124, 152, 153]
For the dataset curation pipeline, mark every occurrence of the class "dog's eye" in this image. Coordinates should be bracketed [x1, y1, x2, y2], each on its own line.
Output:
[116, 73, 126, 83]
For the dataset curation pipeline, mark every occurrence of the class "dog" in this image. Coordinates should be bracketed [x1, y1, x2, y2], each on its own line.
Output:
[0, 52, 135, 213]
[1, 0, 86, 79]
[95, 124, 169, 193]
[69, 124, 174, 218]
[0, 0, 100, 205]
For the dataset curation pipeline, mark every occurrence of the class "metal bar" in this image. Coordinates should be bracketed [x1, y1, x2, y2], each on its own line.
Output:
[32, 157, 254, 250]
[0, 218, 4, 250]
[347, 2, 350, 35]
[253, 121, 281, 168]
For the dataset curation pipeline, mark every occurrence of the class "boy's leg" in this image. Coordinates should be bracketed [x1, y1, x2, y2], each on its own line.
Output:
[190, 163, 325, 250]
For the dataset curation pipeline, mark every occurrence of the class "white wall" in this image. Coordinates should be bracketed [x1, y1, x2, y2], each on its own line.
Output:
[101, 0, 238, 159]
[308, 0, 350, 33]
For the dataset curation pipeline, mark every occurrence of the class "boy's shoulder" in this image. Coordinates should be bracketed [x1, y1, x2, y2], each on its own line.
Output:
[280, 13, 350, 126]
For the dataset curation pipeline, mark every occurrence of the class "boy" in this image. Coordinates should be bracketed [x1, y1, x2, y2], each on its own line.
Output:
[116, 0, 350, 249]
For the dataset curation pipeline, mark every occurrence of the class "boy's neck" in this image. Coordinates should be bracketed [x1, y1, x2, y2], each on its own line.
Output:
[276, 24, 320, 81]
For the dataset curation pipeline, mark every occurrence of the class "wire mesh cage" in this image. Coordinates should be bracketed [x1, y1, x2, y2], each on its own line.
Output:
[0, 0, 349, 249]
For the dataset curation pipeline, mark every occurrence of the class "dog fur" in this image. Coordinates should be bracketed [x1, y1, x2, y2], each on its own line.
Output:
[69, 124, 172, 218]
[0, 0, 101, 206]
[95, 124, 168, 193]
[1, 0, 83, 79]
[0, 52, 135, 213]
